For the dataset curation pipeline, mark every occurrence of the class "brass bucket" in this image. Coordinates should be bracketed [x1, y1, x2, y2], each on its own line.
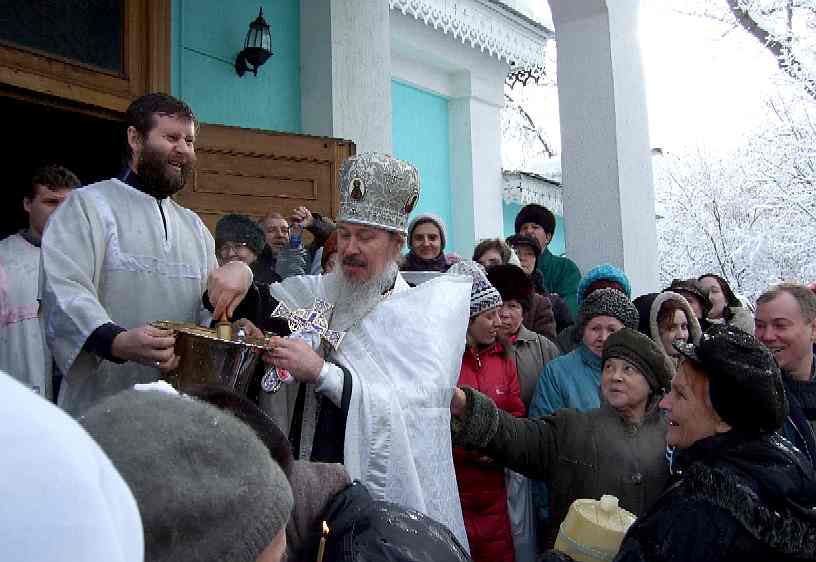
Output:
[152, 321, 269, 395]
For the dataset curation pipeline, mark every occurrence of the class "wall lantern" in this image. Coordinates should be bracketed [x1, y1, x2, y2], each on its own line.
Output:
[235, 8, 273, 77]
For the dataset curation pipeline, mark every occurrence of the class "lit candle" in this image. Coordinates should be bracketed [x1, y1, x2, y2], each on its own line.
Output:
[316, 521, 329, 562]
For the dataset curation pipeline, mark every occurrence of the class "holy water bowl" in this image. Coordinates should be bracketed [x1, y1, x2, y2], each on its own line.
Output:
[152, 321, 269, 395]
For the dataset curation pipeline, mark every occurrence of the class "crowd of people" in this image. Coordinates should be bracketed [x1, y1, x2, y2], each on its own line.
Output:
[1, 92, 816, 562]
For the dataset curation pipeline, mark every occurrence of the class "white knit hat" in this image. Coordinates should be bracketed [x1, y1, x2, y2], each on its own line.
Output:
[448, 260, 502, 317]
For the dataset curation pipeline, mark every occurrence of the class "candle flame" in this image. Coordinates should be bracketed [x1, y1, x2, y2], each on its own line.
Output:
[322, 521, 330, 535]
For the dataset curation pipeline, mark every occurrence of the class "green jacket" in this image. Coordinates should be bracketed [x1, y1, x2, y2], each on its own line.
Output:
[453, 387, 669, 547]
[536, 249, 581, 315]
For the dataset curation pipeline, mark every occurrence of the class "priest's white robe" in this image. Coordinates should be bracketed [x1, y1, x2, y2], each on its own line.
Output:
[41, 179, 216, 416]
[0, 234, 51, 397]
[267, 271, 472, 549]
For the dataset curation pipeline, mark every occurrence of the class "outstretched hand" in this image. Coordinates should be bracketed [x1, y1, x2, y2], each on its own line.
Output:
[208, 261, 253, 321]
[450, 387, 467, 419]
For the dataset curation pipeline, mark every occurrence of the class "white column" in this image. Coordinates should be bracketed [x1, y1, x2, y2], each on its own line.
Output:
[550, 0, 658, 296]
[300, 0, 392, 153]
[448, 69, 507, 257]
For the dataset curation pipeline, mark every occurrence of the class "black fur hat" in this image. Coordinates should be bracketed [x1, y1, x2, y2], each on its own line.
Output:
[674, 324, 788, 432]
[487, 264, 534, 308]
[514, 203, 556, 235]
[215, 213, 266, 256]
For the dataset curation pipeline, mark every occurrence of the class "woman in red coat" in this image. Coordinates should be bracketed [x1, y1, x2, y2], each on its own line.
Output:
[450, 261, 525, 562]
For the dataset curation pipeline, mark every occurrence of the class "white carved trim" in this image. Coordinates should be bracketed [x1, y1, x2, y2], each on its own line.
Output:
[389, 0, 549, 72]
[502, 171, 563, 215]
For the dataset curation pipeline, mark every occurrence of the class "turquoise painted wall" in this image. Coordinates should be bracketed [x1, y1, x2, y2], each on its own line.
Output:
[172, 0, 300, 132]
[391, 81, 453, 250]
[502, 201, 566, 257]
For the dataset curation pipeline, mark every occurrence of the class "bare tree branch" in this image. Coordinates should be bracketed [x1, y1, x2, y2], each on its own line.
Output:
[725, 0, 816, 100]
[504, 93, 556, 158]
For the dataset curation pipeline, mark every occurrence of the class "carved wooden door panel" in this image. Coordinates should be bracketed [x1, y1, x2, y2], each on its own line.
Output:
[175, 123, 355, 232]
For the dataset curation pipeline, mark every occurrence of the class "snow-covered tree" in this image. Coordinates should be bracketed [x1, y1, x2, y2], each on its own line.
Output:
[654, 0, 816, 301]
[654, 88, 816, 302]
[501, 41, 560, 171]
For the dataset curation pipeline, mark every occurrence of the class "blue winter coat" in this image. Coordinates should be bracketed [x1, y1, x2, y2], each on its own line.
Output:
[529, 343, 603, 418]
[528, 343, 603, 532]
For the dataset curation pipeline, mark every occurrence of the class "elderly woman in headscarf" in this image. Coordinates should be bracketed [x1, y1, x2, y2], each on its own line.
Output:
[401, 213, 454, 272]
[451, 328, 673, 548]
[527, 288, 640, 539]
[614, 325, 816, 561]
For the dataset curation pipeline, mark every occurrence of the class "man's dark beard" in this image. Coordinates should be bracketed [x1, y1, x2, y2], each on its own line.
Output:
[136, 143, 194, 199]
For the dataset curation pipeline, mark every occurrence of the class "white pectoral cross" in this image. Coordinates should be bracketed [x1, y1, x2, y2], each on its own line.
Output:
[260, 298, 346, 393]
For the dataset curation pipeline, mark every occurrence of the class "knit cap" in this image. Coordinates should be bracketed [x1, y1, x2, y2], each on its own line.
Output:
[448, 260, 502, 317]
[674, 324, 787, 433]
[80, 389, 293, 562]
[215, 213, 266, 256]
[407, 213, 447, 250]
[603, 328, 674, 394]
[575, 287, 639, 341]
[576, 264, 631, 307]
[514, 203, 556, 235]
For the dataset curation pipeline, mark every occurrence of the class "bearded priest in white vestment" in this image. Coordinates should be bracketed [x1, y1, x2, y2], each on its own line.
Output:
[208, 152, 471, 549]
[40, 94, 219, 416]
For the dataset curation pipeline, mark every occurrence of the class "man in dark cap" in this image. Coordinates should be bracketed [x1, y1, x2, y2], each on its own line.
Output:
[506, 233, 573, 334]
[513, 203, 581, 315]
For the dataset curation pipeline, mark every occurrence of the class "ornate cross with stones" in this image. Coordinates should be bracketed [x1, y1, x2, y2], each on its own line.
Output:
[271, 297, 345, 349]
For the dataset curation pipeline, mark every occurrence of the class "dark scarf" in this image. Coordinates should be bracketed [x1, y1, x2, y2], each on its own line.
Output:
[401, 250, 449, 272]
[19, 228, 41, 248]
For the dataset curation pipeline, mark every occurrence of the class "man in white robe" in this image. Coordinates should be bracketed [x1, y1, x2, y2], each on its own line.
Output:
[208, 153, 472, 549]
[41, 94, 221, 416]
[0, 165, 79, 400]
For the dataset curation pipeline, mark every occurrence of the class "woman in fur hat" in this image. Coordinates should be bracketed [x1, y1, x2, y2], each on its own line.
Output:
[615, 325, 816, 562]
[451, 328, 673, 549]
[487, 264, 560, 412]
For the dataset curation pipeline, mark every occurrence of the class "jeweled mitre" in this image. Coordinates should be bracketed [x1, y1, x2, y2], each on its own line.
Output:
[337, 152, 421, 235]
